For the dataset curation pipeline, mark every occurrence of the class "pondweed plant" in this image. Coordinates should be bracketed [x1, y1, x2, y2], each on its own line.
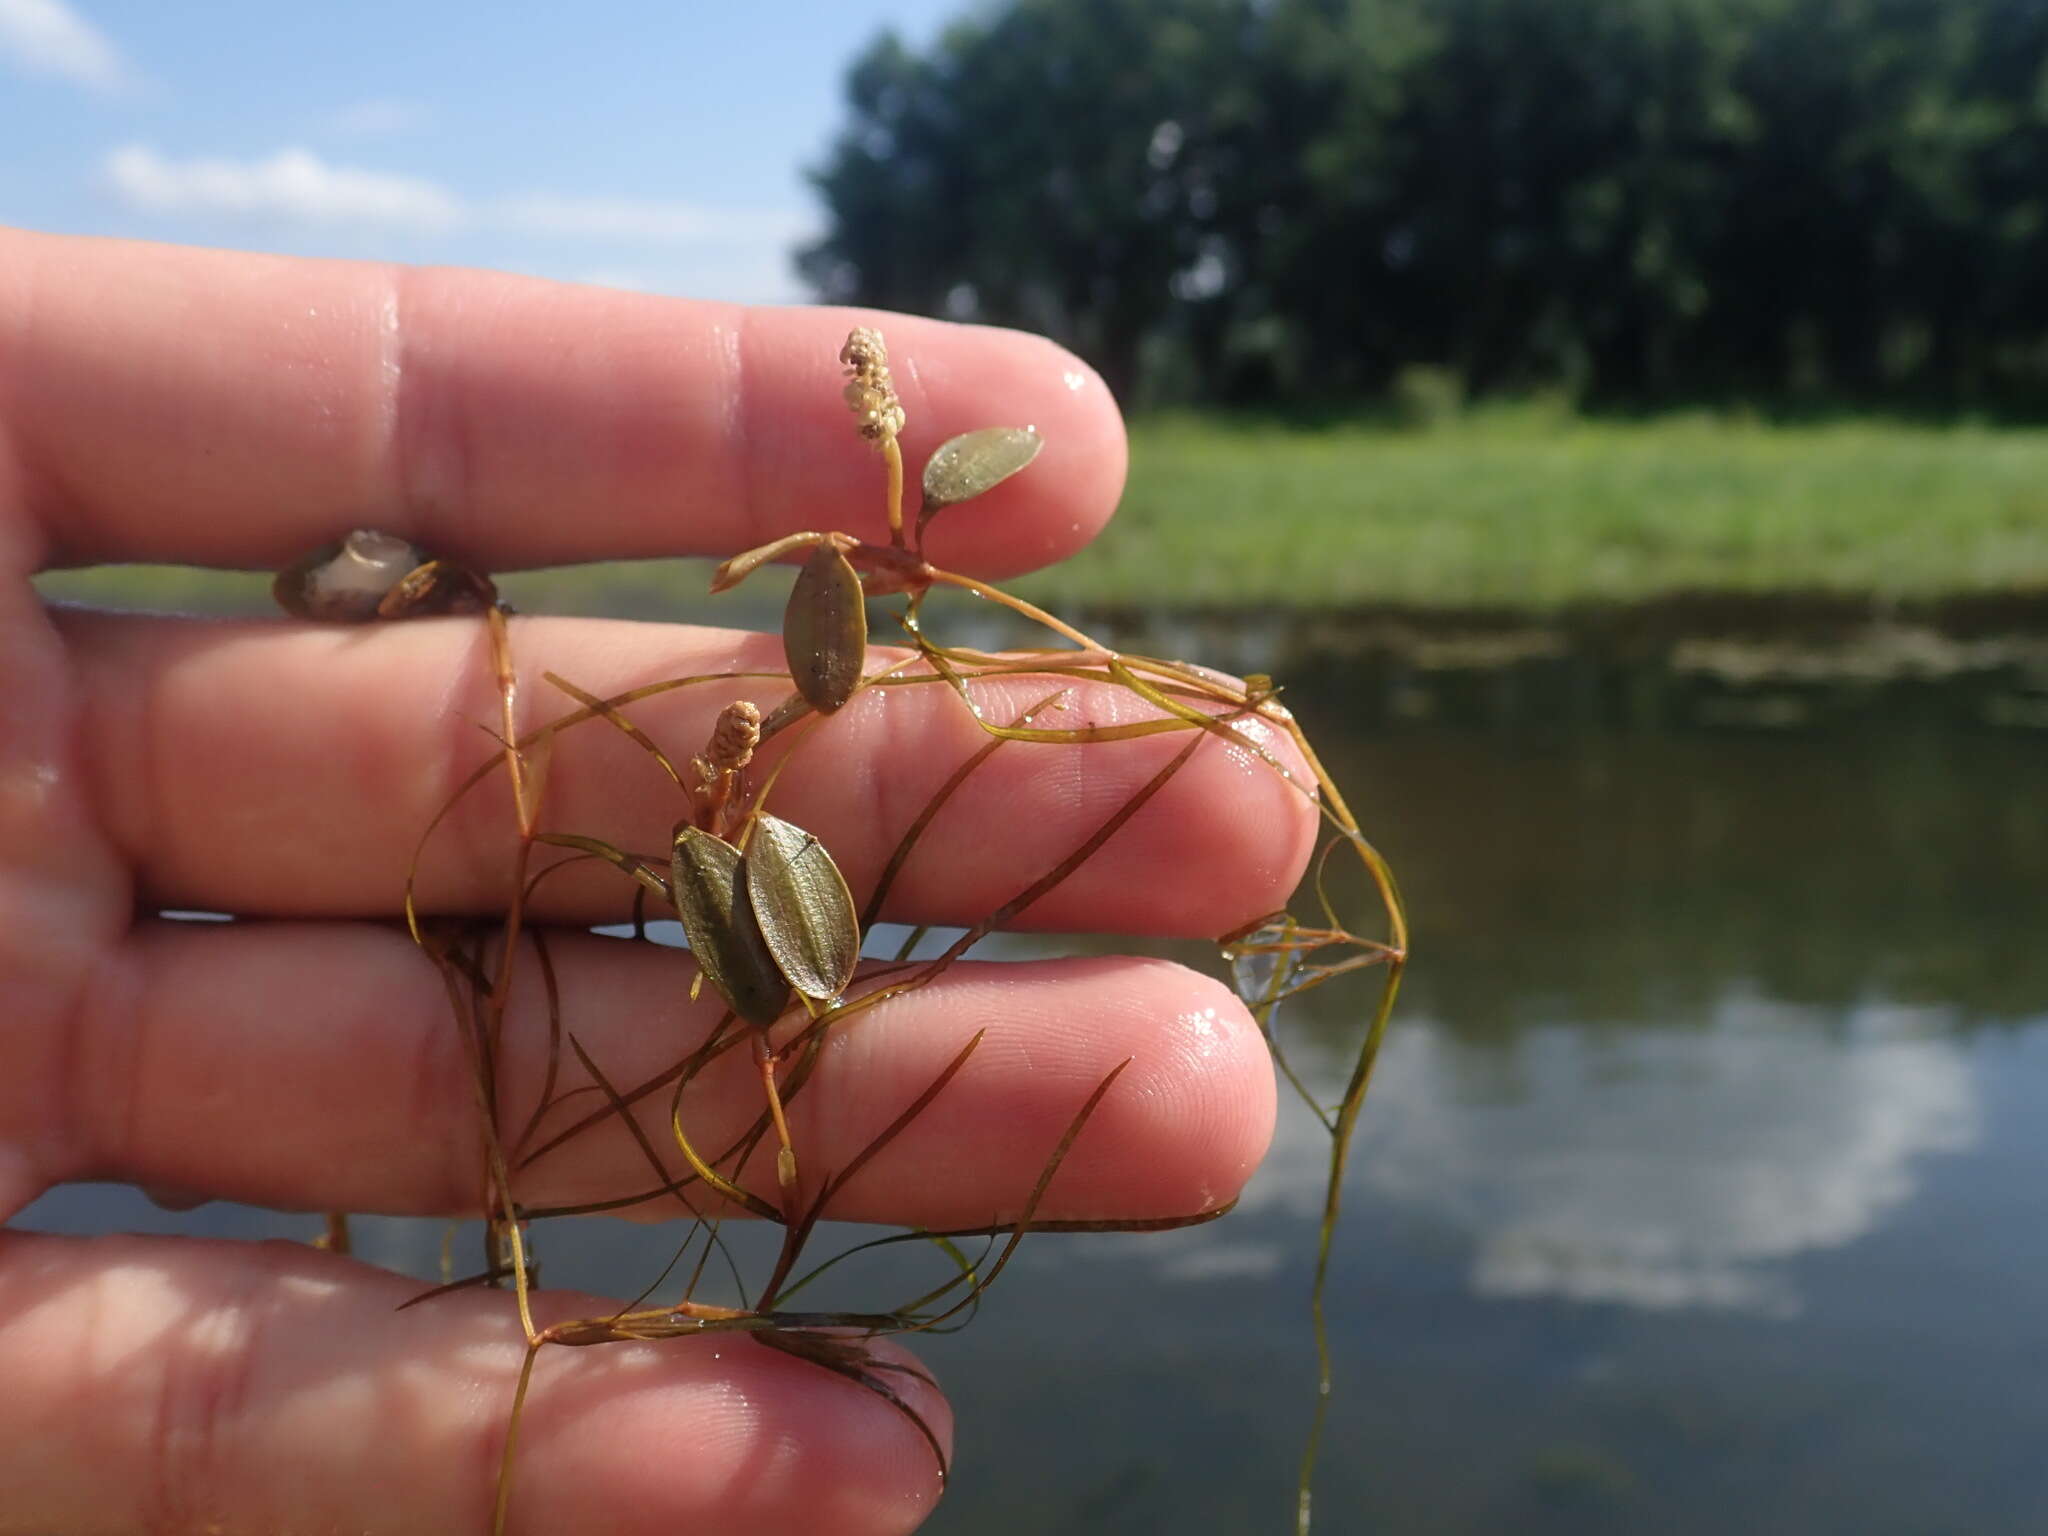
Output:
[275, 327, 1407, 1535]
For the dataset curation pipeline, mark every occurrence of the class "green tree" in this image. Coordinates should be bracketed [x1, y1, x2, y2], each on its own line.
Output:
[804, 0, 2048, 409]
[802, 0, 1262, 401]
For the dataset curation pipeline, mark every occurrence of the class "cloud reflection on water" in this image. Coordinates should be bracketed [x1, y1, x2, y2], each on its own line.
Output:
[1351, 994, 1979, 1315]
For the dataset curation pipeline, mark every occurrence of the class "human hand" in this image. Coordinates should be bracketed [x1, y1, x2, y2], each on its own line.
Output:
[0, 228, 1308, 1534]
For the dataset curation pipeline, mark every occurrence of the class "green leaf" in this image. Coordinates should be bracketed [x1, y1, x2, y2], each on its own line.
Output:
[669, 825, 789, 1027]
[920, 427, 1043, 516]
[783, 543, 867, 713]
[744, 814, 860, 1002]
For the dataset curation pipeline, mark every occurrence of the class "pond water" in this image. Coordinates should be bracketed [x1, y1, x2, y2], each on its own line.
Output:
[20, 607, 2048, 1534]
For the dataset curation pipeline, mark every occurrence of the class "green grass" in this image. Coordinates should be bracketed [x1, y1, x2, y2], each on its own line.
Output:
[1012, 407, 2048, 610]
[35, 409, 2048, 616]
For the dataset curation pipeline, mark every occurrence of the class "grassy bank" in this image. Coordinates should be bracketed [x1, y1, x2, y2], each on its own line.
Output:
[1014, 408, 2048, 610]
[36, 410, 2048, 616]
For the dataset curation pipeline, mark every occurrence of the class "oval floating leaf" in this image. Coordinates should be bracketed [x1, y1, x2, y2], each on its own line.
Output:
[744, 814, 859, 1002]
[670, 825, 788, 1027]
[273, 529, 428, 622]
[783, 543, 867, 713]
[920, 427, 1043, 515]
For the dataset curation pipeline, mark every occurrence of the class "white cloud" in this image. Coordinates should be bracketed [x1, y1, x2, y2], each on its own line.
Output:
[1127, 988, 1980, 1316]
[101, 144, 808, 252]
[104, 144, 461, 228]
[327, 98, 430, 139]
[500, 193, 809, 248]
[0, 0, 131, 93]
[1348, 995, 1980, 1316]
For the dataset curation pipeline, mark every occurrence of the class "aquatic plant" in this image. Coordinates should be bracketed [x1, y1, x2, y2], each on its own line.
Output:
[276, 326, 1407, 1534]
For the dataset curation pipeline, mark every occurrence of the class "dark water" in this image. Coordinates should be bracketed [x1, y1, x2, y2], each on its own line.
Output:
[21, 614, 2048, 1535]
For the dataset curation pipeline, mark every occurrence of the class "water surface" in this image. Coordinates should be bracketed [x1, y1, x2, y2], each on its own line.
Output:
[23, 617, 2048, 1534]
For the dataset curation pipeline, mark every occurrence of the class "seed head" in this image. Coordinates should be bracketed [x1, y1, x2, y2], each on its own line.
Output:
[707, 699, 762, 774]
[839, 326, 905, 445]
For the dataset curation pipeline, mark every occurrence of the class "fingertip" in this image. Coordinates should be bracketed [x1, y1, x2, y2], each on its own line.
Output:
[0, 1231, 954, 1536]
[804, 956, 1279, 1227]
[909, 325, 1127, 578]
[518, 1325, 952, 1536]
[1089, 961, 1279, 1215]
[1129, 703, 1322, 938]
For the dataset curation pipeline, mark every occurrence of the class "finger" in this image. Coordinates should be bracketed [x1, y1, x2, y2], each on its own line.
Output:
[0, 1231, 950, 1536]
[46, 920, 1275, 1229]
[67, 611, 1318, 936]
[1, 227, 1124, 578]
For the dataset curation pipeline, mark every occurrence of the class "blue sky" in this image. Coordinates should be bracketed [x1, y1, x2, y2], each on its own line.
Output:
[0, 0, 968, 302]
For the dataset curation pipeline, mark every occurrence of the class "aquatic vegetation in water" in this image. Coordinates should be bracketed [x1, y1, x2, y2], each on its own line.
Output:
[277, 326, 1407, 1534]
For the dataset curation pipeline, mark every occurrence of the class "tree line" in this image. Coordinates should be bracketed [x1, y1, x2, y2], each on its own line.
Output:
[801, 0, 2048, 409]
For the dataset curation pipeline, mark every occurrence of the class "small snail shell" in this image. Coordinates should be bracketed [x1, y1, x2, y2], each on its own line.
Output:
[273, 529, 432, 622]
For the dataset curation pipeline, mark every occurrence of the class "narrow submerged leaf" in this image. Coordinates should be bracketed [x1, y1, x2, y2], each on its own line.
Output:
[669, 826, 788, 1027]
[783, 543, 867, 713]
[711, 531, 827, 593]
[376, 557, 498, 618]
[744, 814, 859, 1001]
[920, 427, 1043, 515]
